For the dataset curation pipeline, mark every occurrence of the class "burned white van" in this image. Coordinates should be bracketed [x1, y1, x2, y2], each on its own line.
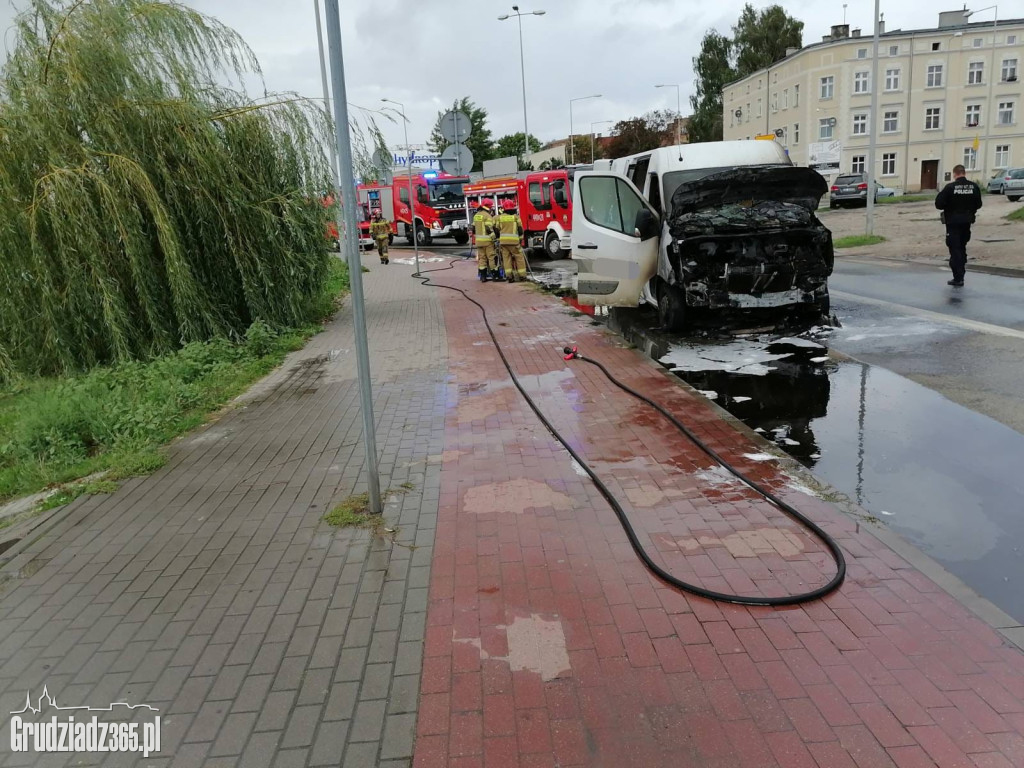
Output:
[572, 141, 833, 331]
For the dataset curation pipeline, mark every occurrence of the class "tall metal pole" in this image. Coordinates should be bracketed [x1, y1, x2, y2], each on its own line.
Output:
[865, 0, 881, 236]
[517, 12, 530, 162]
[324, 0, 382, 515]
[982, 10, 999, 180]
[383, 99, 419, 276]
[313, 0, 340, 183]
[569, 100, 574, 165]
[675, 85, 682, 147]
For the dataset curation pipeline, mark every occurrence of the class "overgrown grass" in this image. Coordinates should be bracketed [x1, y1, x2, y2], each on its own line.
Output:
[1006, 206, 1024, 221]
[877, 195, 934, 204]
[834, 234, 887, 249]
[323, 484, 414, 532]
[0, 259, 349, 506]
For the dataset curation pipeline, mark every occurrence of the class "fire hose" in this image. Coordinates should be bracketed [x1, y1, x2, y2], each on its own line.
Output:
[412, 258, 845, 606]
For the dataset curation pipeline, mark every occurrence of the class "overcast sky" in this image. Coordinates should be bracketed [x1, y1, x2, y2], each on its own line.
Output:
[1, 0, 1012, 150]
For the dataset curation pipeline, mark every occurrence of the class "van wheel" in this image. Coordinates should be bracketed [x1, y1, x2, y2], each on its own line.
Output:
[453, 230, 469, 245]
[415, 225, 432, 246]
[657, 282, 686, 333]
[405, 224, 415, 245]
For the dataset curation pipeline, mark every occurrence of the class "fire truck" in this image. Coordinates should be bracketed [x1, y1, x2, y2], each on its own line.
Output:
[463, 168, 583, 258]
[357, 171, 471, 247]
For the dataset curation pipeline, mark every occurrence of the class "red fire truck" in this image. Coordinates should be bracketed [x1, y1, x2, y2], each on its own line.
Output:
[464, 168, 581, 258]
[357, 171, 471, 247]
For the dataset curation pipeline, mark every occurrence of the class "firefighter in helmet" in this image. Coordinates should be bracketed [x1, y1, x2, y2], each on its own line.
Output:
[370, 211, 391, 265]
[472, 200, 497, 281]
[496, 203, 527, 282]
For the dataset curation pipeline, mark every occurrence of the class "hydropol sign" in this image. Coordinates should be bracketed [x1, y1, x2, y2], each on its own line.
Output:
[392, 148, 440, 169]
[9, 687, 161, 758]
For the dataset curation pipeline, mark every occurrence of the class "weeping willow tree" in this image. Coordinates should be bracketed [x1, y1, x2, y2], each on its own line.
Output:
[0, 0, 381, 382]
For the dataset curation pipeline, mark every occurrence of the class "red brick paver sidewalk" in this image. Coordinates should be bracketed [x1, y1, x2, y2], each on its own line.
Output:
[414, 260, 1024, 768]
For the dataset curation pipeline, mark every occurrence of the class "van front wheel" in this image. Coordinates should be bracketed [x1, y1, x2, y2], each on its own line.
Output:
[657, 282, 686, 333]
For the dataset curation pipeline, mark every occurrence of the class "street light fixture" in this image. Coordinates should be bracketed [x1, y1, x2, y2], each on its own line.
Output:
[381, 98, 420, 276]
[963, 6, 999, 179]
[655, 84, 683, 147]
[569, 94, 601, 165]
[590, 120, 614, 161]
[498, 7, 546, 164]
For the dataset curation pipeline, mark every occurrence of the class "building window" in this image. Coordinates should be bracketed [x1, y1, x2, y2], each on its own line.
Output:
[852, 155, 866, 174]
[1003, 58, 1018, 82]
[782, 89, 789, 109]
[968, 61, 984, 85]
[932, 42, 941, 51]
[885, 68, 901, 91]
[746, 103, 751, 122]
[963, 147, 978, 170]
[852, 113, 868, 135]
[998, 101, 1015, 125]
[819, 118, 833, 140]
[927, 65, 944, 87]
[995, 144, 1010, 168]
[820, 76, 834, 100]
[794, 84, 800, 107]
[793, 123, 800, 143]
[965, 104, 981, 127]
[925, 107, 942, 130]
[973, 38, 983, 48]
[854, 72, 870, 94]
[883, 110, 900, 133]
[771, 93, 778, 112]
[857, 48, 868, 59]
[882, 153, 896, 175]
[1009, 35, 1018, 45]
[757, 98, 762, 117]
[889, 45, 899, 56]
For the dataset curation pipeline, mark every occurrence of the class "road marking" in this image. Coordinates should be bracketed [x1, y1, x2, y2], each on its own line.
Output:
[831, 290, 1024, 341]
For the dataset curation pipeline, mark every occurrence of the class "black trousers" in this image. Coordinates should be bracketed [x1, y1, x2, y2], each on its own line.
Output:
[945, 221, 972, 281]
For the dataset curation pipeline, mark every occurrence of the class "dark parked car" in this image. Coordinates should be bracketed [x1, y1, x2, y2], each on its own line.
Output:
[829, 173, 895, 208]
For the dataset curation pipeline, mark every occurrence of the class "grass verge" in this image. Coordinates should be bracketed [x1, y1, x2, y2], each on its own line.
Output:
[1006, 206, 1024, 221]
[877, 195, 934, 204]
[0, 258, 350, 509]
[834, 234, 887, 249]
[323, 485, 414, 534]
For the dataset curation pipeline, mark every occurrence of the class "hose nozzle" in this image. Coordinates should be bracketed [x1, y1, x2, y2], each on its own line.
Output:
[563, 345, 579, 361]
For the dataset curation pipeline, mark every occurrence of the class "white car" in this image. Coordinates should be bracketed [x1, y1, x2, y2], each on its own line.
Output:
[1003, 168, 1024, 202]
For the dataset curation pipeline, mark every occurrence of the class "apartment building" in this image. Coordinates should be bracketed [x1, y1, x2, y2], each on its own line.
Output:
[721, 10, 1024, 192]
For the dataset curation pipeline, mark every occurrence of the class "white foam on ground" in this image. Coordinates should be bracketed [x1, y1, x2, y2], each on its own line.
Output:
[810, 356, 830, 363]
[659, 339, 792, 377]
[697, 390, 718, 399]
[743, 453, 778, 461]
[774, 337, 824, 349]
[570, 459, 589, 477]
[732, 396, 752, 403]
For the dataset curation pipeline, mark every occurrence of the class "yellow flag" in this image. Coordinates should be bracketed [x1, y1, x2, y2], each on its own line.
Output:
[973, 135, 980, 151]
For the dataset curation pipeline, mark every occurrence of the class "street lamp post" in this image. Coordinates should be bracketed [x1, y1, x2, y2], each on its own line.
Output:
[381, 98, 419, 277]
[590, 120, 614, 162]
[865, 0, 881, 236]
[498, 6, 546, 165]
[963, 6, 999, 180]
[569, 94, 601, 165]
[655, 84, 683, 147]
[313, 0, 340, 182]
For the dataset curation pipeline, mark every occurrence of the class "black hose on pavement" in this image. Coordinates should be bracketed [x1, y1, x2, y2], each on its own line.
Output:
[411, 257, 845, 606]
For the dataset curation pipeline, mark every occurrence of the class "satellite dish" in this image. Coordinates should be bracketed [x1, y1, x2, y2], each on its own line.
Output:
[439, 110, 472, 144]
[734, 108, 743, 118]
[440, 144, 474, 175]
[828, 117, 838, 127]
[774, 128, 785, 138]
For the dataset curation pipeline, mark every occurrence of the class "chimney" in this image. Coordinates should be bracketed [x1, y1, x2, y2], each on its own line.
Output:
[879, 20, 885, 33]
[785, 46, 799, 56]
[852, 28, 861, 38]
[830, 24, 850, 39]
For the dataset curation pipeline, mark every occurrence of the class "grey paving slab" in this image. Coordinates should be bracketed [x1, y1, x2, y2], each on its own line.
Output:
[0, 254, 448, 766]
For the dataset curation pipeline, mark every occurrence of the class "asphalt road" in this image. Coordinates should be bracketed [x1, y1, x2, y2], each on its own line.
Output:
[829, 258, 1024, 435]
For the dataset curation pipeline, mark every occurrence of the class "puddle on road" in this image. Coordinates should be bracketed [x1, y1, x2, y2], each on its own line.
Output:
[607, 307, 1024, 623]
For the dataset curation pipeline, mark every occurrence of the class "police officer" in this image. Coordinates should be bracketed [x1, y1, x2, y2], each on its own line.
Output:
[369, 211, 391, 265]
[472, 201, 497, 281]
[935, 164, 982, 287]
[496, 204, 528, 283]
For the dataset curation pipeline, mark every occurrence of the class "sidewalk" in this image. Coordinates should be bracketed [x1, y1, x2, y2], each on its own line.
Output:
[417, 259, 1024, 768]
[0, 253, 1022, 767]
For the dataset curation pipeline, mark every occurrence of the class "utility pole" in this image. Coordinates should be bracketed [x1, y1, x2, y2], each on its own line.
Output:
[323, 0, 382, 515]
[313, 0, 340, 182]
[498, 7, 546, 165]
[655, 84, 682, 146]
[865, 0, 881, 236]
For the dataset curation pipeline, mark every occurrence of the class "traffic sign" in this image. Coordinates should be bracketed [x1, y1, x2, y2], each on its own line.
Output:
[439, 110, 472, 144]
[439, 144, 474, 175]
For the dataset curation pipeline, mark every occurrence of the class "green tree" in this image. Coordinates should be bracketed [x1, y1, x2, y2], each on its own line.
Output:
[492, 132, 541, 170]
[605, 111, 675, 158]
[0, 0, 342, 380]
[732, 4, 804, 77]
[689, 30, 734, 143]
[428, 97, 493, 172]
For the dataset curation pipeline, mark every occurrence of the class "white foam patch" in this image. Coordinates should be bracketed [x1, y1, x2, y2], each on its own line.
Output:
[660, 339, 791, 376]
[698, 390, 718, 399]
[570, 459, 589, 477]
[391, 256, 447, 265]
[695, 465, 746, 489]
[743, 453, 777, 461]
[810, 356, 830, 363]
[732, 396, 752, 403]
[775, 337, 824, 349]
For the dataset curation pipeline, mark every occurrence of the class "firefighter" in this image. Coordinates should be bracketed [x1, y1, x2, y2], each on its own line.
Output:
[370, 211, 390, 264]
[496, 204, 528, 282]
[472, 201, 497, 281]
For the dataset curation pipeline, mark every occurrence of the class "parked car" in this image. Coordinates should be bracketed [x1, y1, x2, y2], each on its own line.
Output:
[1003, 168, 1024, 202]
[988, 170, 1008, 194]
[572, 141, 834, 332]
[829, 174, 896, 208]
